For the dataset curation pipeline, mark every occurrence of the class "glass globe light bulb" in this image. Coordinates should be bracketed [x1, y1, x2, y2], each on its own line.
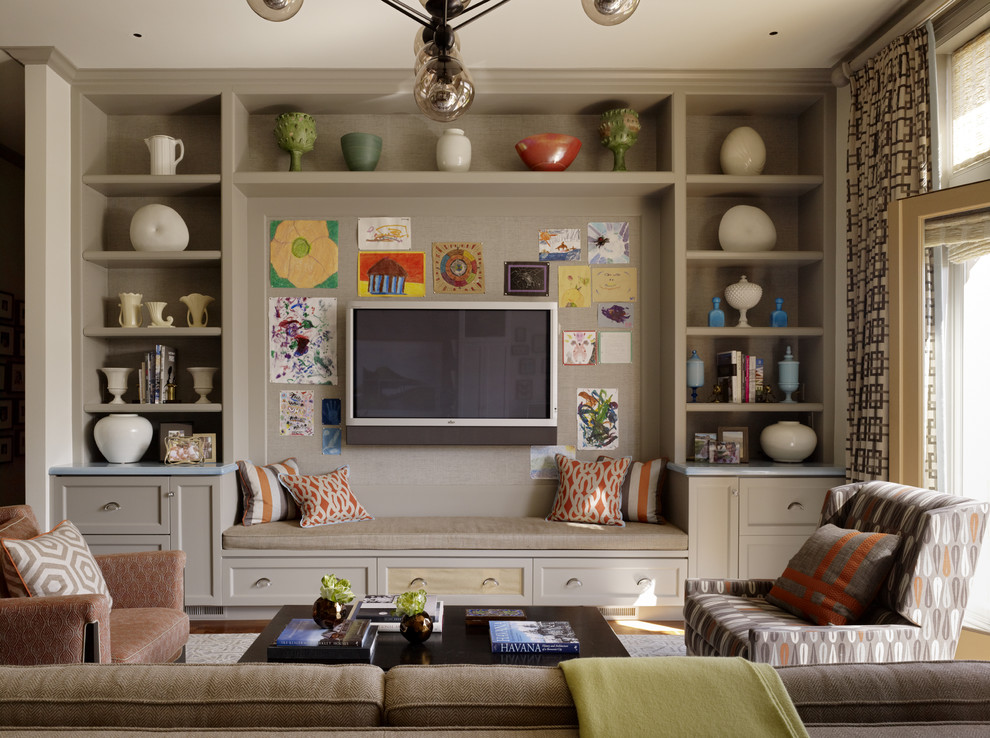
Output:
[419, 0, 471, 17]
[246, 0, 304, 22]
[413, 26, 460, 59]
[581, 0, 639, 26]
[413, 55, 475, 122]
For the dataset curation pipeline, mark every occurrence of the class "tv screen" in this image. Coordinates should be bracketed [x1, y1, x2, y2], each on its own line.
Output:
[346, 302, 558, 445]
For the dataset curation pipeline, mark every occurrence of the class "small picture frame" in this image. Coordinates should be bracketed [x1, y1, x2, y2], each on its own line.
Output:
[0, 292, 13, 321]
[164, 435, 206, 465]
[0, 363, 6, 392]
[718, 426, 749, 463]
[158, 422, 193, 460]
[10, 364, 24, 392]
[504, 261, 550, 297]
[0, 436, 11, 463]
[0, 326, 13, 356]
[693, 432, 716, 462]
[16, 300, 24, 326]
[190, 433, 217, 463]
[0, 401, 11, 430]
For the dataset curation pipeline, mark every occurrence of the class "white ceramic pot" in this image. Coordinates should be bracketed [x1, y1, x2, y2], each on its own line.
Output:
[719, 126, 766, 175]
[93, 413, 153, 463]
[718, 205, 777, 252]
[129, 204, 190, 252]
[724, 275, 763, 328]
[760, 420, 817, 462]
[436, 128, 472, 172]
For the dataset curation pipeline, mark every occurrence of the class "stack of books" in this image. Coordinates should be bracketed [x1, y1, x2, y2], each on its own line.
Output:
[138, 344, 176, 404]
[351, 594, 444, 632]
[267, 616, 377, 663]
[716, 350, 764, 403]
[489, 620, 580, 654]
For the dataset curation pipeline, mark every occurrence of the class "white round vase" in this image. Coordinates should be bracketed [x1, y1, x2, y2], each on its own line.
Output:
[129, 203, 190, 252]
[720, 126, 767, 175]
[718, 205, 777, 252]
[93, 413, 153, 463]
[760, 420, 817, 463]
[436, 128, 472, 172]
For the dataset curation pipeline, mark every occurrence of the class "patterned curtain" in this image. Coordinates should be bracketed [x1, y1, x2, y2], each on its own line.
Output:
[845, 27, 933, 482]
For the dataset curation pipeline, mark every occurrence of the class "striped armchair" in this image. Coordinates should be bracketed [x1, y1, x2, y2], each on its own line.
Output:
[684, 481, 989, 666]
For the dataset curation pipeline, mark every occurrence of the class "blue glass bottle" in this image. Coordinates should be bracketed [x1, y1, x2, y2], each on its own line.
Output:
[708, 297, 725, 328]
[770, 297, 787, 328]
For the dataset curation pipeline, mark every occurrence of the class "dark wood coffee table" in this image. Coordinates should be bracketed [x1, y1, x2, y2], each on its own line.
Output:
[239, 604, 629, 669]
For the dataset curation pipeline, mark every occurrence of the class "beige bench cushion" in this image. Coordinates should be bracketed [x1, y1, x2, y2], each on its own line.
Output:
[222, 516, 687, 552]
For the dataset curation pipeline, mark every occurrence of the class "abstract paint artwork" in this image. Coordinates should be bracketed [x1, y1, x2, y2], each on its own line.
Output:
[279, 389, 314, 436]
[562, 330, 597, 366]
[588, 222, 630, 263]
[504, 261, 549, 296]
[269, 297, 338, 384]
[358, 251, 426, 297]
[322, 427, 342, 455]
[269, 219, 339, 289]
[577, 388, 618, 450]
[433, 242, 486, 294]
[591, 266, 637, 303]
[599, 302, 634, 328]
[538, 228, 581, 261]
[530, 445, 576, 479]
[558, 265, 592, 308]
[358, 217, 412, 250]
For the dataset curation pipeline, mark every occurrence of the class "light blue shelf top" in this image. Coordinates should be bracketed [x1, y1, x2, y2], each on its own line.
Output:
[49, 462, 237, 476]
[668, 461, 845, 478]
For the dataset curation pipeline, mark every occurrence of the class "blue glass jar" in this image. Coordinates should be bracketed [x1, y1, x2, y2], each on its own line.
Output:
[708, 297, 725, 328]
[770, 297, 788, 328]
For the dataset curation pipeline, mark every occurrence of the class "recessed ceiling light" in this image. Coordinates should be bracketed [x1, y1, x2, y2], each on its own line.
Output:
[769, 31, 778, 36]
[133, 33, 143, 38]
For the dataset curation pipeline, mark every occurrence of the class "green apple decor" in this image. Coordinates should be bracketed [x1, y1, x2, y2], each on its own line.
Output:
[313, 573, 354, 627]
[274, 112, 317, 172]
[395, 589, 433, 644]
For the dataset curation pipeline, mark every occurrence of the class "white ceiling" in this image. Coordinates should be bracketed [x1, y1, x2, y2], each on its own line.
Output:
[0, 0, 912, 72]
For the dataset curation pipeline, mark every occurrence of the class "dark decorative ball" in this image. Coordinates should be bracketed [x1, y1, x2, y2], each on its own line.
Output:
[399, 612, 434, 643]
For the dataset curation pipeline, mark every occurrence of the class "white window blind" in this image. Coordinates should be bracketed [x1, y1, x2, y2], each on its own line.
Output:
[924, 207, 990, 262]
[951, 28, 990, 172]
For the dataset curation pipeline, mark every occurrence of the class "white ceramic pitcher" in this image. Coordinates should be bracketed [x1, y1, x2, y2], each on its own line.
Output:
[118, 292, 143, 328]
[145, 135, 184, 175]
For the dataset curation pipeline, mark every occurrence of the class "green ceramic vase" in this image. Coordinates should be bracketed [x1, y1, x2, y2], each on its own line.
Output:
[599, 108, 641, 172]
[340, 132, 383, 172]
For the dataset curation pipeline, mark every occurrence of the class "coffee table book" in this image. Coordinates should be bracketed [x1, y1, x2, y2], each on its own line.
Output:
[267, 618, 377, 663]
[464, 608, 527, 627]
[489, 621, 580, 654]
[352, 596, 445, 632]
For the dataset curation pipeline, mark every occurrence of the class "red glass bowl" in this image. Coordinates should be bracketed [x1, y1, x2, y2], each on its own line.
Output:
[515, 133, 582, 172]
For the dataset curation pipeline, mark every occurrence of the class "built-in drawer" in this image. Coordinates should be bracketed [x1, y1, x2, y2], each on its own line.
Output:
[534, 557, 687, 607]
[86, 534, 172, 555]
[52, 476, 170, 535]
[223, 557, 375, 606]
[381, 557, 530, 605]
[738, 477, 843, 536]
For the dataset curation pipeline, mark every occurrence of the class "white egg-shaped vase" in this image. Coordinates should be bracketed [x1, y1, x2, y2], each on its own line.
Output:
[718, 205, 777, 252]
[760, 420, 817, 463]
[129, 203, 189, 252]
[719, 126, 767, 175]
[93, 413, 153, 463]
[436, 128, 472, 172]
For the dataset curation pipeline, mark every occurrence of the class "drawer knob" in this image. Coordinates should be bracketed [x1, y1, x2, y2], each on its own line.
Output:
[565, 577, 583, 589]
[787, 501, 805, 511]
[481, 577, 499, 589]
[254, 578, 272, 589]
[409, 577, 428, 589]
[102, 502, 122, 512]
[637, 577, 654, 589]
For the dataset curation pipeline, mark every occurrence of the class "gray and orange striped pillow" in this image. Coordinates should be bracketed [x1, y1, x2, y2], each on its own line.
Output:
[767, 523, 901, 625]
[598, 455, 668, 524]
[237, 458, 300, 526]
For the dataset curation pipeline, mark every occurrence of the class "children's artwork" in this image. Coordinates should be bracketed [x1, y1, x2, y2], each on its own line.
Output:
[538, 228, 581, 261]
[562, 331, 597, 366]
[592, 266, 637, 302]
[530, 445, 577, 479]
[269, 297, 338, 384]
[504, 261, 549, 296]
[322, 427, 342, 455]
[280, 390, 315, 436]
[588, 222, 630, 263]
[558, 265, 591, 308]
[599, 302, 633, 328]
[358, 252, 426, 297]
[598, 331, 632, 364]
[577, 388, 618, 451]
[433, 242, 486, 294]
[358, 217, 412, 250]
[322, 398, 341, 425]
[269, 219, 339, 289]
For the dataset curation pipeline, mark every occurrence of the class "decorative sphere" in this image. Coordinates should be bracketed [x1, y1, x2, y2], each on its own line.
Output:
[718, 205, 777, 252]
[129, 204, 189, 252]
[760, 420, 817, 462]
[93, 414, 153, 463]
[720, 126, 766, 175]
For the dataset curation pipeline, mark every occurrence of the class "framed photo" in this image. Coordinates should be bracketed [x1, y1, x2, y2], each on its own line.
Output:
[164, 435, 206, 465]
[0, 362, 6, 392]
[0, 292, 12, 321]
[0, 326, 13, 356]
[0, 435, 12, 463]
[503, 261, 550, 297]
[17, 330, 24, 357]
[16, 300, 24, 326]
[158, 422, 193, 460]
[16, 399, 25, 425]
[190, 432, 217, 463]
[17, 429, 25, 457]
[10, 364, 24, 392]
[718, 426, 749, 463]
[0, 400, 11, 430]
[693, 432, 716, 462]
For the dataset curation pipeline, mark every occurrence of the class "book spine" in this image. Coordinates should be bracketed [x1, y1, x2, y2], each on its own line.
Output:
[491, 642, 580, 654]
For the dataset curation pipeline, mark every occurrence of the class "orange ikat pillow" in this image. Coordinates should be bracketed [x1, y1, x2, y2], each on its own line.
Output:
[546, 455, 631, 527]
[278, 466, 374, 528]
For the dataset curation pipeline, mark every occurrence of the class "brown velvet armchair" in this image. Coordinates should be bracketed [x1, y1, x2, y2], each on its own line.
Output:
[0, 504, 189, 664]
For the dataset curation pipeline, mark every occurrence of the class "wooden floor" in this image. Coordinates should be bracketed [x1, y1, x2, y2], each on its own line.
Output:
[190, 618, 685, 635]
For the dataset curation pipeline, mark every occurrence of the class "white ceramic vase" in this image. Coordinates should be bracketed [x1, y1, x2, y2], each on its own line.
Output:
[718, 205, 777, 252]
[760, 420, 817, 462]
[188, 366, 218, 403]
[724, 275, 763, 328]
[145, 301, 174, 327]
[129, 203, 190, 252]
[93, 413, 153, 463]
[437, 128, 472, 172]
[99, 367, 133, 404]
[719, 126, 766, 175]
[180, 293, 214, 327]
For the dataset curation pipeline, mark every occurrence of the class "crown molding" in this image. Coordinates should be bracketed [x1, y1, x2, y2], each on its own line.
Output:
[2, 47, 77, 83]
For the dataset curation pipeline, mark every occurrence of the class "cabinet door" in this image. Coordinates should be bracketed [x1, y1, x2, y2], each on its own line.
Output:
[52, 476, 170, 535]
[738, 535, 810, 580]
[683, 476, 738, 579]
[173, 475, 230, 606]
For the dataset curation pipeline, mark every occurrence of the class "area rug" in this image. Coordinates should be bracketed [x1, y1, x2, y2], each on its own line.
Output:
[185, 633, 686, 663]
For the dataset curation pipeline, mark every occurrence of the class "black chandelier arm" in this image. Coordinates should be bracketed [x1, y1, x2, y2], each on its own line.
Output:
[449, 0, 514, 30]
[376, 0, 434, 28]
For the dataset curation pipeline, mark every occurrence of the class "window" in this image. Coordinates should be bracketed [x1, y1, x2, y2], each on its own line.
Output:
[950, 28, 990, 173]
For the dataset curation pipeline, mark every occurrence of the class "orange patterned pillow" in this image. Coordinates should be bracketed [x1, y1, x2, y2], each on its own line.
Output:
[278, 466, 374, 528]
[546, 455, 631, 527]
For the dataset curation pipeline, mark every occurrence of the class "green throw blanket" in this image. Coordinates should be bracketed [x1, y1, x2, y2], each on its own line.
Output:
[560, 657, 809, 738]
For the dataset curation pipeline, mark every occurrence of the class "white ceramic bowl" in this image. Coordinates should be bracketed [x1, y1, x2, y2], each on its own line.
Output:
[718, 205, 777, 252]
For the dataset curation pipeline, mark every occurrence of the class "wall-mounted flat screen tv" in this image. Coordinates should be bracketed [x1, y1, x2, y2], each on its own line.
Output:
[346, 301, 558, 445]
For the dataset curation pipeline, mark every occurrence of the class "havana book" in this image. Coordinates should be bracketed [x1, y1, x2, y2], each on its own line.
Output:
[489, 620, 580, 653]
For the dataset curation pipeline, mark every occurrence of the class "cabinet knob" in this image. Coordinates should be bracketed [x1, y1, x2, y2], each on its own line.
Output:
[409, 577, 428, 589]
[166, 491, 175, 498]
[565, 577, 583, 588]
[102, 502, 122, 512]
[637, 577, 654, 589]
[254, 578, 272, 588]
[731, 488, 739, 497]
[787, 501, 805, 511]
[481, 577, 499, 589]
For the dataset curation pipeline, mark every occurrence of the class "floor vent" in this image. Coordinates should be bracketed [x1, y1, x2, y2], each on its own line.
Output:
[597, 606, 637, 620]
[185, 605, 225, 617]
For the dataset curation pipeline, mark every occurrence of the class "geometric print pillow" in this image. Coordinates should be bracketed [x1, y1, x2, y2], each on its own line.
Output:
[547, 455, 631, 527]
[0, 520, 112, 606]
[766, 524, 901, 626]
[278, 466, 374, 528]
[237, 458, 301, 526]
[0, 514, 40, 599]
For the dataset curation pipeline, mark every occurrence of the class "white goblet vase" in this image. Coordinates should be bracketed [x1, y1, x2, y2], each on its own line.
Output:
[724, 275, 763, 328]
[100, 367, 133, 405]
[187, 366, 218, 404]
